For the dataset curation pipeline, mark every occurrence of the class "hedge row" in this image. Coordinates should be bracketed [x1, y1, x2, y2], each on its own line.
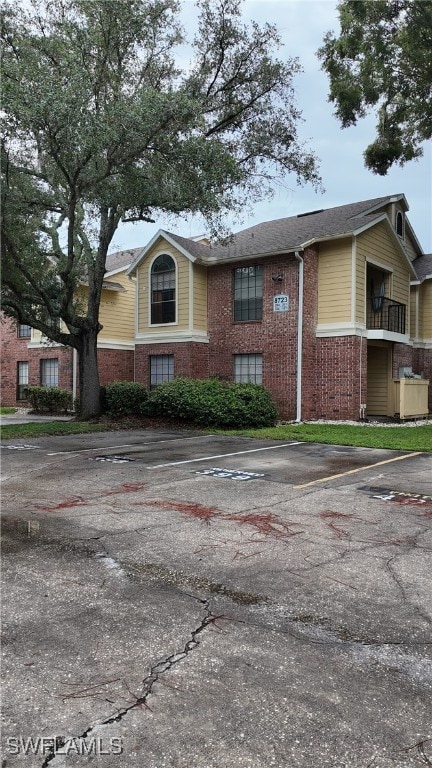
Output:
[25, 386, 72, 414]
[105, 377, 278, 428]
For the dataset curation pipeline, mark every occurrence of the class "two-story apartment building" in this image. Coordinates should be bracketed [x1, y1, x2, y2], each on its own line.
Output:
[0, 249, 137, 406]
[128, 194, 431, 420]
[2, 194, 430, 420]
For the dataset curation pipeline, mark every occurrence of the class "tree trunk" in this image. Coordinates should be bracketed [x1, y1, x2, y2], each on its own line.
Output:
[78, 328, 101, 419]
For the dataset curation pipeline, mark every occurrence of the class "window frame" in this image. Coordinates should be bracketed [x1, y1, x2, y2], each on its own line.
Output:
[40, 358, 59, 387]
[149, 253, 177, 326]
[233, 265, 263, 322]
[396, 211, 404, 238]
[16, 361, 29, 401]
[233, 353, 263, 385]
[149, 354, 175, 389]
[18, 323, 31, 339]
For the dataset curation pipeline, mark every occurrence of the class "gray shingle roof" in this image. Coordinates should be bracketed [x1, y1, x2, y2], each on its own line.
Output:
[105, 247, 143, 273]
[413, 254, 432, 280]
[164, 232, 210, 261]
[204, 196, 397, 262]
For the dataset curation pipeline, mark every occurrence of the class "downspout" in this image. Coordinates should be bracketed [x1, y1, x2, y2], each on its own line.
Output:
[72, 347, 78, 407]
[294, 251, 304, 423]
[359, 327, 365, 420]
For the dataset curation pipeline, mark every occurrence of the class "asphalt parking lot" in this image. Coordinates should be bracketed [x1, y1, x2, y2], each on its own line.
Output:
[1, 429, 431, 768]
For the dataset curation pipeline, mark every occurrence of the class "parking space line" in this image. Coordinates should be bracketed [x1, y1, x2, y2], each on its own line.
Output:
[46, 435, 215, 456]
[294, 451, 423, 489]
[147, 441, 303, 468]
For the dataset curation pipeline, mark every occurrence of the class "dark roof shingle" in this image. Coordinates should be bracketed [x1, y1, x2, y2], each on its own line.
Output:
[205, 196, 395, 262]
[413, 254, 432, 280]
[105, 247, 143, 273]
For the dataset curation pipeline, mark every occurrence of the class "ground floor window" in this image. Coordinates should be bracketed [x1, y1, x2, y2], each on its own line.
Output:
[233, 354, 263, 384]
[150, 354, 174, 388]
[17, 361, 29, 400]
[40, 358, 59, 387]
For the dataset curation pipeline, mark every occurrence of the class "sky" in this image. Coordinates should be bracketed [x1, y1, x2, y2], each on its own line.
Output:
[110, 0, 432, 255]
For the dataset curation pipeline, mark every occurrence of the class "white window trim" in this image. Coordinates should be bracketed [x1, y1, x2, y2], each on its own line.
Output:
[148, 252, 178, 327]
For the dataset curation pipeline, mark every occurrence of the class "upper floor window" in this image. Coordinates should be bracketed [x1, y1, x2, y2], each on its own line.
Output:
[40, 358, 58, 387]
[151, 254, 176, 324]
[396, 211, 404, 238]
[18, 324, 31, 338]
[233, 265, 263, 321]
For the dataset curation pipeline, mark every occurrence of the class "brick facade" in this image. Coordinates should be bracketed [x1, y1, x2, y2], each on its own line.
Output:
[0, 316, 74, 406]
[135, 342, 209, 388]
[1, 315, 136, 406]
[98, 348, 135, 385]
[313, 336, 366, 420]
[205, 248, 322, 420]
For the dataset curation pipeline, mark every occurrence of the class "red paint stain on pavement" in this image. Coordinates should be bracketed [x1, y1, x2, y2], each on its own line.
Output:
[229, 512, 303, 540]
[140, 499, 221, 522]
[103, 482, 147, 496]
[36, 497, 88, 512]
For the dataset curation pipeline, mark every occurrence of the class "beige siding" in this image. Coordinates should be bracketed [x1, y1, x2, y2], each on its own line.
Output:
[367, 343, 391, 416]
[31, 322, 67, 344]
[420, 281, 432, 339]
[356, 221, 411, 328]
[318, 238, 352, 324]
[193, 264, 208, 331]
[404, 231, 420, 262]
[410, 285, 419, 339]
[137, 239, 190, 334]
[98, 271, 135, 342]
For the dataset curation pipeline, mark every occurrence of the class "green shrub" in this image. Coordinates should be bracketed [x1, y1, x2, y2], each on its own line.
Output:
[25, 386, 72, 414]
[149, 377, 278, 427]
[104, 381, 149, 417]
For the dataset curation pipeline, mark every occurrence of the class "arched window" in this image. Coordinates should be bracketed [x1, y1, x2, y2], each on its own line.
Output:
[151, 254, 176, 324]
[396, 211, 404, 238]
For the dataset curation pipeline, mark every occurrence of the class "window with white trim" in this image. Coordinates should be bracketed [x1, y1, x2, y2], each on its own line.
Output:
[17, 361, 29, 400]
[233, 265, 263, 321]
[151, 254, 176, 324]
[40, 358, 58, 386]
[150, 354, 174, 388]
[233, 354, 263, 384]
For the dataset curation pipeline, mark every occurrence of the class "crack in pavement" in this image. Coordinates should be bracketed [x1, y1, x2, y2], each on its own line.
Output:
[40, 595, 218, 767]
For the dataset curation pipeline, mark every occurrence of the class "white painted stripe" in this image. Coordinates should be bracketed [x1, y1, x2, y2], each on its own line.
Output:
[46, 434, 215, 456]
[147, 441, 304, 468]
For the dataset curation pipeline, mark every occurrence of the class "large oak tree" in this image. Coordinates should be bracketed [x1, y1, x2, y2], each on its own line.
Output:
[1, 0, 320, 418]
[318, 0, 432, 175]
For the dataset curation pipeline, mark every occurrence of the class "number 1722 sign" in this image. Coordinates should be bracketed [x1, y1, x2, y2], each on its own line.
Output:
[273, 294, 289, 312]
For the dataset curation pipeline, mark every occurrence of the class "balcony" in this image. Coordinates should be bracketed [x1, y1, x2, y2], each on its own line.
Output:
[367, 296, 406, 335]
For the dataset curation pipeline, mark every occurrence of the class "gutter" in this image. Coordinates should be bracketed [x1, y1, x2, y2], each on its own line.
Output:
[294, 251, 304, 423]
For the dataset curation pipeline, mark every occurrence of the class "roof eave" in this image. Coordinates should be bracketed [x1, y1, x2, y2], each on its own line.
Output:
[127, 230, 198, 275]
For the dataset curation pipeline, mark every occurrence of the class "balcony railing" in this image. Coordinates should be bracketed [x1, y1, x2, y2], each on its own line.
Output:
[367, 296, 406, 334]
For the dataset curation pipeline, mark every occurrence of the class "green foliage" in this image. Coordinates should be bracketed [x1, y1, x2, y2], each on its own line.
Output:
[25, 386, 72, 413]
[105, 381, 149, 417]
[0, 406, 17, 414]
[149, 377, 278, 427]
[318, 0, 432, 174]
[1, 0, 320, 419]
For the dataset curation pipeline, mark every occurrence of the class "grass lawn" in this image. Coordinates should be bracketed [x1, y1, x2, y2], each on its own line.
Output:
[1, 418, 431, 452]
[0, 407, 17, 415]
[220, 422, 432, 452]
[0, 421, 112, 439]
